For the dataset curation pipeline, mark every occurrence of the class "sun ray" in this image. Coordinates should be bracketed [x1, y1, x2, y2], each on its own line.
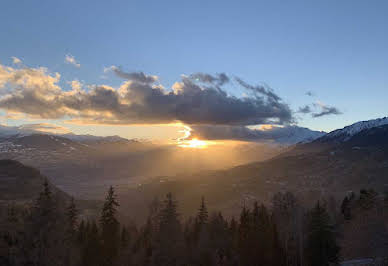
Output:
[178, 138, 209, 148]
[176, 125, 213, 148]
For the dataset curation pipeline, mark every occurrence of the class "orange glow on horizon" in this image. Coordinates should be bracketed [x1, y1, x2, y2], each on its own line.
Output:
[178, 138, 209, 148]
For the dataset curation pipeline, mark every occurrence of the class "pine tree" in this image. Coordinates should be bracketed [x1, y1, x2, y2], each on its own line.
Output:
[66, 197, 78, 238]
[64, 197, 79, 266]
[81, 220, 101, 266]
[197, 196, 208, 225]
[120, 227, 130, 248]
[25, 179, 65, 266]
[306, 201, 339, 266]
[229, 216, 239, 253]
[118, 226, 132, 266]
[341, 196, 351, 220]
[77, 220, 86, 244]
[253, 202, 275, 265]
[358, 189, 377, 210]
[238, 205, 253, 265]
[100, 186, 120, 266]
[194, 196, 209, 244]
[193, 197, 211, 265]
[35, 180, 54, 219]
[0, 204, 21, 266]
[208, 212, 231, 263]
[272, 191, 303, 266]
[153, 192, 183, 266]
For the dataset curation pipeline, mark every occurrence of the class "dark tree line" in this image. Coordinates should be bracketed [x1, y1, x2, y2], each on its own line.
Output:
[0, 181, 351, 266]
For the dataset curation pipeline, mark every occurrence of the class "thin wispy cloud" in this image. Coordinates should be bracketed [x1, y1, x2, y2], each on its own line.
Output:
[298, 105, 312, 114]
[189, 72, 229, 86]
[65, 54, 81, 68]
[18, 123, 70, 134]
[11, 57, 22, 65]
[312, 102, 342, 117]
[109, 66, 158, 84]
[305, 91, 314, 97]
[297, 102, 342, 118]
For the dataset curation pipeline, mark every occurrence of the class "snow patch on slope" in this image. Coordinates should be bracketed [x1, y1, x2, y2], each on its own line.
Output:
[316, 117, 388, 142]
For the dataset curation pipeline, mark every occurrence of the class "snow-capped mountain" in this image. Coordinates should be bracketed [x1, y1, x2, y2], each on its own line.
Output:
[266, 126, 326, 144]
[0, 125, 36, 138]
[315, 117, 388, 143]
[0, 124, 131, 144]
[190, 125, 325, 145]
[60, 133, 129, 144]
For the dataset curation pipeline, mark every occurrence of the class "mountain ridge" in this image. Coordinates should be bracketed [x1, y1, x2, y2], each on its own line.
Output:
[315, 117, 388, 143]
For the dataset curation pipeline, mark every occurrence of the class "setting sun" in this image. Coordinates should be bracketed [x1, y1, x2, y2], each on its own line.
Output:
[178, 138, 209, 148]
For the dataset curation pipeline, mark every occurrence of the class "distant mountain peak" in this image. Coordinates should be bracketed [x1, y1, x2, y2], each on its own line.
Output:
[270, 125, 326, 144]
[316, 117, 388, 143]
[60, 133, 129, 143]
[0, 124, 132, 144]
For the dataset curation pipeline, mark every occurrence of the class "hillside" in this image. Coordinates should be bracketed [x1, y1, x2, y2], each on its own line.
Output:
[0, 159, 100, 219]
[0, 159, 69, 203]
[116, 122, 388, 222]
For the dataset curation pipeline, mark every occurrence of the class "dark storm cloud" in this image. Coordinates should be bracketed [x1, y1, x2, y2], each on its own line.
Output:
[312, 105, 342, 117]
[0, 64, 294, 125]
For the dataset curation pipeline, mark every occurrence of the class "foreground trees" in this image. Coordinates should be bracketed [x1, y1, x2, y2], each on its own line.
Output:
[7, 182, 388, 265]
[100, 186, 121, 266]
[305, 202, 339, 266]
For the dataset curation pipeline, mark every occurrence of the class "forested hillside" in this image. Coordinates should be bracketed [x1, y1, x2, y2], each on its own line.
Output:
[0, 181, 386, 266]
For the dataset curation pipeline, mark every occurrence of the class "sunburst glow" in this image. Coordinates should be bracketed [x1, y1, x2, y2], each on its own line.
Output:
[178, 138, 209, 148]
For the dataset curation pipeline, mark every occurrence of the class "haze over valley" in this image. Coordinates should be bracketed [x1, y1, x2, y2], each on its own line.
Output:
[0, 1, 387, 265]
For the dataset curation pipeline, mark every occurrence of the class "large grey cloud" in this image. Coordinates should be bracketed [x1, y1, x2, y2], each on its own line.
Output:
[0, 65, 294, 126]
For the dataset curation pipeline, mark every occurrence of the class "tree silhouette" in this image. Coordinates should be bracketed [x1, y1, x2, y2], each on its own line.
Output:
[100, 186, 120, 266]
[306, 201, 339, 266]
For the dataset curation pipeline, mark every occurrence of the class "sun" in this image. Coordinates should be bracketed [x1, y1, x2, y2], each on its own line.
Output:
[178, 138, 208, 149]
[176, 125, 213, 149]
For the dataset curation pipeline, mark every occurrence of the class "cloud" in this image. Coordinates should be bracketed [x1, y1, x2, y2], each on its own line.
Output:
[18, 123, 70, 134]
[113, 67, 158, 84]
[11, 57, 22, 65]
[297, 102, 342, 118]
[65, 54, 81, 68]
[235, 77, 281, 102]
[189, 72, 229, 86]
[0, 63, 294, 126]
[0, 64, 63, 118]
[298, 105, 312, 114]
[305, 91, 314, 97]
[68, 80, 82, 91]
[187, 124, 325, 144]
[312, 102, 342, 117]
[104, 66, 158, 84]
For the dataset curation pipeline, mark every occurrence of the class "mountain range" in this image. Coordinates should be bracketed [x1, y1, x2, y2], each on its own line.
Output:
[0, 117, 387, 214]
[115, 117, 388, 222]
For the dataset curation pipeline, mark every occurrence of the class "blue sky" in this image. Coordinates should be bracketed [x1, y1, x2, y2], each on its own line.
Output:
[0, 0, 387, 139]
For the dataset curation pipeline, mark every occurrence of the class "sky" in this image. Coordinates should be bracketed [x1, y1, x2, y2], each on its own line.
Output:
[0, 0, 387, 140]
